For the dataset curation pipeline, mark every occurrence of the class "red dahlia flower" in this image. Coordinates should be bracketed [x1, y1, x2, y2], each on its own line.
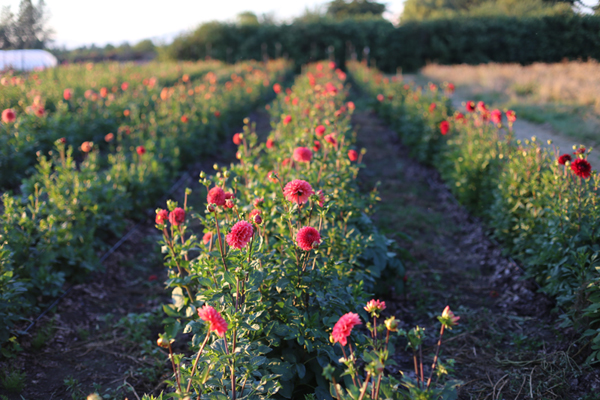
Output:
[296, 226, 321, 251]
[293, 147, 312, 163]
[332, 312, 362, 346]
[169, 207, 186, 226]
[347, 101, 355, 111]
[558, 154, 572, 165]
[202, 232, 212, 245]
[439, 120, 450, 135]
[283, 115, 292, 125]
[226, 220, 254, 249]
[283, 179, 314, 204]
[273, 83, 281, 94]
[207, 187, 226, 206]
[574, 147, 586, 155]
[348, 149, 358, 161]
[181, 115, 188, 123]
[506, 110, 516, 123]
[571, 158, 592, 179]
[81, 141, 93, 153]
[313, 140, 321, 152]
[377, 94, 384, 102]
[2, 108, 16, 123]
[455, 112, 465, 122]
[214, 111, 220, 118]
[136, 145, 146, 156]
[466, 101, 475, 112]
[491, 109, 502, 125]
[266, 138, 274, 149]
[121, 82, 129, 91]
[324, 134, 337, 146]
[429, 103, 436, 113]
[232, 133, 242, 145]
[105, 133, 114, 142]
[155, 209, 169, 225]
[477, 101, 487, 113]
[63, 89, 72, 100]
[197, 305, 228, 336]
[315, 125, 326, 137]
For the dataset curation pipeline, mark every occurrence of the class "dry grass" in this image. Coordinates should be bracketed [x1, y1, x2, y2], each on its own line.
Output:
[422, 61, 600, 113]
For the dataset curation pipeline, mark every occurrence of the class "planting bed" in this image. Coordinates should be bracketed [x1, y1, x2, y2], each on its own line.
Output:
[3, 58, 600, 399]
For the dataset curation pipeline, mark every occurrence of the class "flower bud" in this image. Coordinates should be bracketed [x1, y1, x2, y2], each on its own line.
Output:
[213, 163, 219, 170]
[185, 188, 192, 195]
[312, 241, 319, 250]
[199, 171, 206, 178]
[385, 316, 399, 332]
[253, 215, 263, 225]
[207, 204, 216, 213]
[223, 171, 230, 178]
[157, 337, 169, 348]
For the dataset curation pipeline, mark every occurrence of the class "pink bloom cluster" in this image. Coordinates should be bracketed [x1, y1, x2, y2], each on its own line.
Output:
[198, 305, 228, 336]
[283, 179, 314, 204]
[296, 226, 321, 251]
[226, 220, 254, 249]
[332, 312, 362, 346]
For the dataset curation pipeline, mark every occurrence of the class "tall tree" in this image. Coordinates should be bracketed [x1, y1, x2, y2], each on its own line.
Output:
[326, 0, 386, 19]
[1, 0, 52, 49]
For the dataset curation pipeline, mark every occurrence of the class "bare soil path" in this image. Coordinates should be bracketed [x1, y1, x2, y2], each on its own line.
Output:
[352, 96, 600, 399]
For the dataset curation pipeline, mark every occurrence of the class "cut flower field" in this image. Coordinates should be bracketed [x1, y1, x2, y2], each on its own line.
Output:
[1, 59, 600, 399]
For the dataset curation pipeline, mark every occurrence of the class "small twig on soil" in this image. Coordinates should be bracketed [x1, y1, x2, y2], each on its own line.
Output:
[124, 377, 141, 400]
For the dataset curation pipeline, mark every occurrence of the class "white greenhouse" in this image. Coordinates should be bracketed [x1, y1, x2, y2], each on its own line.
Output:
[0, 49, 58, 71]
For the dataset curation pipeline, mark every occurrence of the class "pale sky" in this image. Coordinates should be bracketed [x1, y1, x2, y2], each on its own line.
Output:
[0, 0, 407, 49]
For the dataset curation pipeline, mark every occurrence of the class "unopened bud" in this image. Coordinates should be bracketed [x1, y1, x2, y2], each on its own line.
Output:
[207, 204, 216, 213]
[223, 171, 230, 178]
[199, 171, 206, 178]
[213, 163, 219, 170]
[385, 316, 399, 332]
[157, 337, 169, 348]
[185, 188, 192, 195]
[253, 215, 263, 225]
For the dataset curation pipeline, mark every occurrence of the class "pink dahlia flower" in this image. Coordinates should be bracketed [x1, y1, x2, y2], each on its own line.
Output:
[202, 232, 212, 245]
[2, 108, 16, 123]
[226, 220, 254, 249]
[332, 312, 362, 346]
[296, 226, 321, 251]
[169, 207, 186, 226]
[348, 150, 358, 161]
[283, 180, 314, 204]
[207, 187, 226, 206]
[315, 125, 326, 137]
[364, 299, 386, 316]
[293, 147, 312, 163]
[155, 209, 169, 225]
[197, 305, 228, 336]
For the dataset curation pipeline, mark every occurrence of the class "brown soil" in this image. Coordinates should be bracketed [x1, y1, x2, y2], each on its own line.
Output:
[353, 105, 600, 399]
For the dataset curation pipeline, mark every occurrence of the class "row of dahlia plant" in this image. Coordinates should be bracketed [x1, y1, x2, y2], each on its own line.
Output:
[348, 60, 600, 363]
[0, 60, 250, 189]
[0, 60, 292, 349]
[146, 62, 460, 399]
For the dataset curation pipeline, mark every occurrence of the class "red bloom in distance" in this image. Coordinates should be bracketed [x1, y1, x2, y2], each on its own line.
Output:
[440, 121, 450, 135]
[466, 101, 475, 112]
[296, 226, 321, 251]
[169, 207, 186, 226]
[233, 133, 242, 145]
[197, 305, 228, 336]
[332, 312, 362, 346]
[214, 111, 220, 118]
[155, 209, 169, 225]
[207, 187, 226, 206]
[266, 138, 274, 149]
[316, 190, 325, 207]
[268, 170, 278, 183]
[226, 220, 254, 249]
[477, 101, 487, 113]
[558, 154, 572, 165]
[377, 94, 384, 102]
[506, 110, 516, 123]
[347, 101, 355, 111]
[324, 134, 337, 146]
[203, 232, 212, 245]
[121, 82, 129, 91]
[348, 149, 358, 161]
[293, 147, 312, 163]
[273, 83, 281, 94]
[491, 109, 502, 125]
[571, 158, 592, 179]
[429, 103, 436, 113]
[313, 140, 321, 152]
[283, 179, 314, 204]
[455, 112, 465, 122]
[574, 147, 586, 155]
[2, 108, 16, 123]
[136, 145, 146, 156]
[283, 115, 292, 125]
[181, 115, 188, 123]
[315, 125, 326, 137]
[63, 88, 72, 101]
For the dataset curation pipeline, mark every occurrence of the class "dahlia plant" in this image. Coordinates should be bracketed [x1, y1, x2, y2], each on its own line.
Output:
[323, 303, 460, 400]
[349, 61, 600, 363]
[152, 62, 405, 398]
